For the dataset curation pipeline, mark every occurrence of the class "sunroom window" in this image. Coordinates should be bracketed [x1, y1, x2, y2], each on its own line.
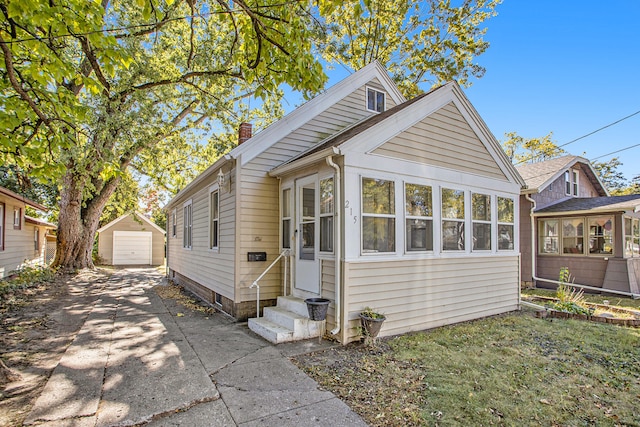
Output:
[362, 178, 395, 253]
[472, 193, 491, 251]
[320, 178, 334, 252]
[497, 197, 514, 250]
[539, 219, 559, 254]
[562, 218, 583, 254]
[589, 217, 613, 255]
[405, 183, 433, 252]
[442, 188, 465, 251]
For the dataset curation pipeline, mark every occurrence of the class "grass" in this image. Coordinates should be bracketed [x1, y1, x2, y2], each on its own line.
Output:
[294, 311, 640, 426]
[523, 288, 640, 310]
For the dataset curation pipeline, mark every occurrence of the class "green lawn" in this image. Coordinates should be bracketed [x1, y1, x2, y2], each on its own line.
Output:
[294, 311, 640, 426]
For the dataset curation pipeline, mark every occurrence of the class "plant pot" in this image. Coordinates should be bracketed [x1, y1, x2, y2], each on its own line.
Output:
[359, 313, 386, 338]
[304, 298, 331, 321]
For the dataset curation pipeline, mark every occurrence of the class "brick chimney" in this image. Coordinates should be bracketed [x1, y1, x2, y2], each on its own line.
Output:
[238, 122, 252, 145]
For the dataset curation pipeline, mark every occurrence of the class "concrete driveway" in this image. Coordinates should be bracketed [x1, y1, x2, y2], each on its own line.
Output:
[24, 267, 367, 427]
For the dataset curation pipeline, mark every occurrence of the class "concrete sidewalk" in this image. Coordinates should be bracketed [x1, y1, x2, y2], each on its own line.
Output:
[24, 268, 367, 427]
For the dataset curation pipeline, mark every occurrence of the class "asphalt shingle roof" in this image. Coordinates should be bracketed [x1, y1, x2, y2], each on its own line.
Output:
[535, 194, 640, 214]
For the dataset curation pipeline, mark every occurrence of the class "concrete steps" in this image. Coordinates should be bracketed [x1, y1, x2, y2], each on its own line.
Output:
[248, 296, 324, 344]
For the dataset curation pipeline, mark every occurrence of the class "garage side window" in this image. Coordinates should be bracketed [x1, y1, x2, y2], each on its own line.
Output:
[210, 190, 219, 249]
[183, 200, 192, 249]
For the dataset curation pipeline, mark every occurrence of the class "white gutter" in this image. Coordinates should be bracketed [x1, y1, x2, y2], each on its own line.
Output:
[525, 193, 640, 299]
[326, 154, 342, 336]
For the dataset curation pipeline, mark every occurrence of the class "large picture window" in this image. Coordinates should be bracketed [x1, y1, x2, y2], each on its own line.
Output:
[472, 193, 491, 251]
[497, 197, 514, 250]
[405, 183, 433, 252]
[362, 178, 395, 253]
[442, 188, 465, 251]
[209, 189, 219, 249]
[320, 178, 334, 252]
[183, 200, 192, 249]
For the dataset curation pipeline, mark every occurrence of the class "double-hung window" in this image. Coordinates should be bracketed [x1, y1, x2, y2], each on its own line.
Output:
[366, 87, 385, 113]
[562, 219, 583, 254]
[320, 178, 334, 252]
[282, 188, 292, 249]
[497, 197, 515, 250]
[565, 170, 579, 196]
[405, 183, 433, 252]
[472, 193, 491, 251]
[539, 219, 559, 254]
[183, 200, 192, 249]
[209, 189, 219, 249]
[589, 217, 613, 254]
[171, 209, 177, 238]
[362, 178, 395, 253]
[442, 188, 465, 251]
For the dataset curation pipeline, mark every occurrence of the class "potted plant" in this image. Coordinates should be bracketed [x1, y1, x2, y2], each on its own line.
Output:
[359, 307, 386, 342]
[304, 298, 331, 321]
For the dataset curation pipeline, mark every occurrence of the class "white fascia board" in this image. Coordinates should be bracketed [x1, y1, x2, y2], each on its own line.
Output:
[269, 146, 340, 177]
[231, 61, 406, 167]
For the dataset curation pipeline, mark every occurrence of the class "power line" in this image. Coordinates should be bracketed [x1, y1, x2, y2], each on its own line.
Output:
[590, 143, 640, 161]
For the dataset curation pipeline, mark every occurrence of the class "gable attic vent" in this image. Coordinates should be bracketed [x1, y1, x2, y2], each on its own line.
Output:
[238, 122, 252, 145]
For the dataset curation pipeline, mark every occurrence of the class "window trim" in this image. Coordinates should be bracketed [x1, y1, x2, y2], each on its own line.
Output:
[361, 176, 396, 254]
[497, 196, 515, 251]
[441, 187, 466, 252]
[365, 86, 386, 113]
[565, 169, 579, 196]
[538, 215, 614, 257]
[281, 187, 292, 250]
[404, 182, 434, 253]
[13, 207, 21, 230]
[183, 199, 192, 250]
[209, 185, 220, 251]
[572, 170, 579, 196]
[471, 192, 492, 252]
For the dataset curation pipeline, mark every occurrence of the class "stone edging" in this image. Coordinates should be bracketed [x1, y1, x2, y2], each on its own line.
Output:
[535, 309, 640, 328]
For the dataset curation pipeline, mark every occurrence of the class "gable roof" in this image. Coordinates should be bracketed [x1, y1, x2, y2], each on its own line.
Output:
[517, 155, 609, 196]
[25, 215, 57, 229]
[97, 212, 165, 234]
[166, 61, 405, 209]
[534, 194, 640, 216]
[0, 185, 48, 211]
[270, 81, 525, 188]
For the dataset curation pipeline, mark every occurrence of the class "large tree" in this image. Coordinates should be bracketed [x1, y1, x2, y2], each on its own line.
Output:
[1, 0, 337, 271]
[502, 131, 565, 164]
[319, 0, 501, 96]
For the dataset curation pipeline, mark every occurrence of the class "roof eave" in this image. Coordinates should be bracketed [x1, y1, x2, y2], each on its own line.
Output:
[269, 146, 340, 177]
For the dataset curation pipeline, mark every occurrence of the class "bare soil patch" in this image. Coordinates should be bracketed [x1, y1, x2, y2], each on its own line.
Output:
[0, 269, 110, 427]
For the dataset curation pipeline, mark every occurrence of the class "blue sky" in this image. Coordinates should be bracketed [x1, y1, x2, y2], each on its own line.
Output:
[299, 1, 639, 182]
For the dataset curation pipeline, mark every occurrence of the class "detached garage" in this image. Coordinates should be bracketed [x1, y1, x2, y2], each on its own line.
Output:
[97, 213, 165, 266]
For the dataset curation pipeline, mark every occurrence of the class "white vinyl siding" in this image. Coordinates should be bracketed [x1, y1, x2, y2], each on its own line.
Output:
[372, 103, 507, 180]
[343, 256, 519, 343]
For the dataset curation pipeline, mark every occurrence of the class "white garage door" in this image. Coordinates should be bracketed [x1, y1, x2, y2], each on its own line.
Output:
[113, 231, 152, 265]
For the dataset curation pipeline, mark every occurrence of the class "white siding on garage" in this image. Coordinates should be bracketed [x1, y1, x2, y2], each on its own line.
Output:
[113, 231, 152, 265]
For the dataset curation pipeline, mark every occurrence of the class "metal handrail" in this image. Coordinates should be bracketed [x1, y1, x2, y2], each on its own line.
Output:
[249, 249, 290, 318]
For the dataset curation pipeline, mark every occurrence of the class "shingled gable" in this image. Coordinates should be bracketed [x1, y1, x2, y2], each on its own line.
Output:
[270, 81, 524, 188]
[517, 155, 608, 196]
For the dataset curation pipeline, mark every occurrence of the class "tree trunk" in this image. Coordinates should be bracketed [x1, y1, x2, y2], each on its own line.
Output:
[52, 171, 118, 271]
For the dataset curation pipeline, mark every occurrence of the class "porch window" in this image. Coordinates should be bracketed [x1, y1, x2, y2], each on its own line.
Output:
[0, 202, 4, 250]
[282, 188, 292, 249]
[183, 200, 192, 249]
[497, 197, 515, 250]
[13, 207, 21, 230]
[362, 177, 395, 253]
[589, 217, 613, 255]
[366, 87, 385, 113]
[539, 219, 559, 254]
[624, 218, 639, 258]
[562, 219, 583, 254]
[209, 189, 219, 249]
[405, 183, 433, 252]
[320, 178, 334, 252]
[442, 188, 465, 251]
[472, 193, 491, 251]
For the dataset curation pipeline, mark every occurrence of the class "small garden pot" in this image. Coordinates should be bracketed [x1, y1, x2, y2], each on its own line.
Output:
[359, 313, 386, 338]
[304, 298, 331, 321]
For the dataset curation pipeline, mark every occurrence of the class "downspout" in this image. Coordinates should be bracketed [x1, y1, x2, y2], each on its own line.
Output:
[525, 193, 639, 299]
[326, 154, 342, 335]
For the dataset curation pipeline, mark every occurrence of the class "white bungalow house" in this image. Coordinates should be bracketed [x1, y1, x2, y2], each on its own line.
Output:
[165, 61, 525, 344]
[0, 185, 56, 278]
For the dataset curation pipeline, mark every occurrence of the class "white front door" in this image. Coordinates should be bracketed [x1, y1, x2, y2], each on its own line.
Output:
[294, 175, 320, 295]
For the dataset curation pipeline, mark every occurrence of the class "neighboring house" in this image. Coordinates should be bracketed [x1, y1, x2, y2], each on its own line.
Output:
[165, 61, 525, 344]
[0, 186, 55, 279]
[97, 212, 166, 266]
[518, 155, 640, 295]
